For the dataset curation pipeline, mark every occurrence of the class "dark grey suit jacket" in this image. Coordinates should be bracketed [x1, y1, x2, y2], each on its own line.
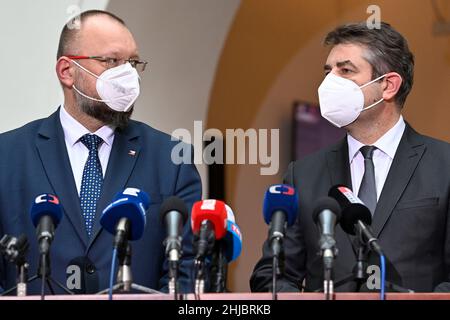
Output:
[251, 124, 450, 292]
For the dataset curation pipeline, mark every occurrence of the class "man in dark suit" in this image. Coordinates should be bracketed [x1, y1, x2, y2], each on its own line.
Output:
[0, 10, 201, 294]
[251, 22, 450, 293]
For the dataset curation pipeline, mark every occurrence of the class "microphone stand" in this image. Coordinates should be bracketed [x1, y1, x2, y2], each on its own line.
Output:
[1, 236, 73, 298]
[333, 241, 369, 292]
[194, 259, 206, 298]
[97, 241, 162, 296]
[319, 234, 337, 300]
[316, 227, 369, 294]
[320, 228, 412, 294]
[34, 251, 75, 299]
[193, 221, 215, 298]
[2, 255, 75, 298]
[270, 236, 283, 301]
[165, 235, 183, 300]
[16, 260, 29, 297]
[0, 235, 30, 297]
[168, 258, 179, 300]
[209, 241, 228, 293]
[272, 256, 280, 301]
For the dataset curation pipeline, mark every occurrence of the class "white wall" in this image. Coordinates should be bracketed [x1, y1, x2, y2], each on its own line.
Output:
[0, 0, 109, 132]
[0, 0, 241, 198]
[107, 0, 241, 197]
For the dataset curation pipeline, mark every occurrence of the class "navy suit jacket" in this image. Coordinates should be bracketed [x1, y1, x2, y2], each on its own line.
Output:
[0, 108, 202, 294]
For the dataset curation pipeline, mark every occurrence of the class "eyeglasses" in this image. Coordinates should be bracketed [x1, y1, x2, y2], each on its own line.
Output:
[66, 55, 148, 72]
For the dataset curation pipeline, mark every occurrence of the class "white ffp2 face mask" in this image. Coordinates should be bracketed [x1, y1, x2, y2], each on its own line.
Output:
[71, 60, 140, 112]
[318, 73, 386, 128]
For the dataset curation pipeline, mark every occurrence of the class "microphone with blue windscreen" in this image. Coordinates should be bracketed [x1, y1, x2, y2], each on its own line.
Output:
[100, 187, 149, 246]
[263, 184, 299, 258]
[29, 194, 74, 298]
[223, 220, 242, 263]
[262, 184, 298, 299]
[30, 194, 63, 256]
[209, 204, 243, 293]
[98, 187, 155, 299]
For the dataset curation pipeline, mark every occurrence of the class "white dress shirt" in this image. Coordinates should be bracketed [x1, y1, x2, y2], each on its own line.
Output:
[348, 115, 406, 200]
[59, 106, 115, 195]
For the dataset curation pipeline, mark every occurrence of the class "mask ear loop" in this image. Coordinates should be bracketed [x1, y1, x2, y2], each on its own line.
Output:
[360, 74, 387, 112]
[72, 85, 111, 103]
[359, 74, 387, 89]
[70, 59, 112, 103]
[71, 59, 103, 79]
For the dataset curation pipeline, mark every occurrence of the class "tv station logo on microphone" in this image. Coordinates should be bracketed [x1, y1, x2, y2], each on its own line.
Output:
[337, 186, 364, 204]
[230, 222, 242, 239]
[268, 185, 295, 196]
[34, 194, 59, 204]
[200, 199, 218, 211]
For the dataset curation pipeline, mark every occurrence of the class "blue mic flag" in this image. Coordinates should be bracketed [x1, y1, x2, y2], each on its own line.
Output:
[263, 184, 299, 226]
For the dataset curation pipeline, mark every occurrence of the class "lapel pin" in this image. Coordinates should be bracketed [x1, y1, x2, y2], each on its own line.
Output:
[128, 150, 137, 156]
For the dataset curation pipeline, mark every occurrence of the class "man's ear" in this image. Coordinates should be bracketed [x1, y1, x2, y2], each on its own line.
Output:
[56, 57, 74, 88]
[382, 72, 403, 102]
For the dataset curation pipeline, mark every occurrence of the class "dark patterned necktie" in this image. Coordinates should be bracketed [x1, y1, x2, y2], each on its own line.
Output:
[79, 134, 103, 236]
[358, 146, 377, 215]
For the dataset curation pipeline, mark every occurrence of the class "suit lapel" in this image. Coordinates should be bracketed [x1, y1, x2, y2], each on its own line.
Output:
[326, 138, 357, 253]
[35, 109, 89, 246]
[87, 124, 141, 250]
[326, 138, 352, 189]
[371, 124, 426, 237]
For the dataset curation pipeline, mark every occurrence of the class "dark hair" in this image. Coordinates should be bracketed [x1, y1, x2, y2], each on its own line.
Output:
[324, 22, 414, 107]
[57, 10, 126, 60]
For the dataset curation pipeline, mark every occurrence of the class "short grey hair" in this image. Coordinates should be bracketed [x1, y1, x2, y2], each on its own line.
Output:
[324, 22, 414, 107]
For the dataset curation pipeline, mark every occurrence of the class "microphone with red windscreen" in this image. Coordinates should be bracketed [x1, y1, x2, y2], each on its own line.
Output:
[191, 199, 228, 260]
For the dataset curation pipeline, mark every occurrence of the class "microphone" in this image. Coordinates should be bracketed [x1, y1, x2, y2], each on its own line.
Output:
[219, 205, 242, 263]
[263, 184, 299, 258]
[223, 204, 242, 262]
[312, 197, 341, 269]
[0, 234, 29, 264]
[159, 196, 188, 297]
[223, 219, 243, 263]
[160, 196, 188, 264]
[100, 187, 149, 249]
[191, 199, 228, 260]
[312, 196, 341, 299]
[29, 194, 70, 298]
[225, 203, 235, 223]
[30, 194, 63, 256]
[0, 234, 30, 297]
[191, 199, 227, 294]
[209, 204, 243, 293]
[329, 185, 383, 256]
[100, 188, 150, 295]
[263, 184, 298, 299]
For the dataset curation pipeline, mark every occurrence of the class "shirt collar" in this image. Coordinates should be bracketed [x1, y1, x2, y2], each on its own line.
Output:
[59, 105, 116, 147]
[347, 115, 406, 162]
